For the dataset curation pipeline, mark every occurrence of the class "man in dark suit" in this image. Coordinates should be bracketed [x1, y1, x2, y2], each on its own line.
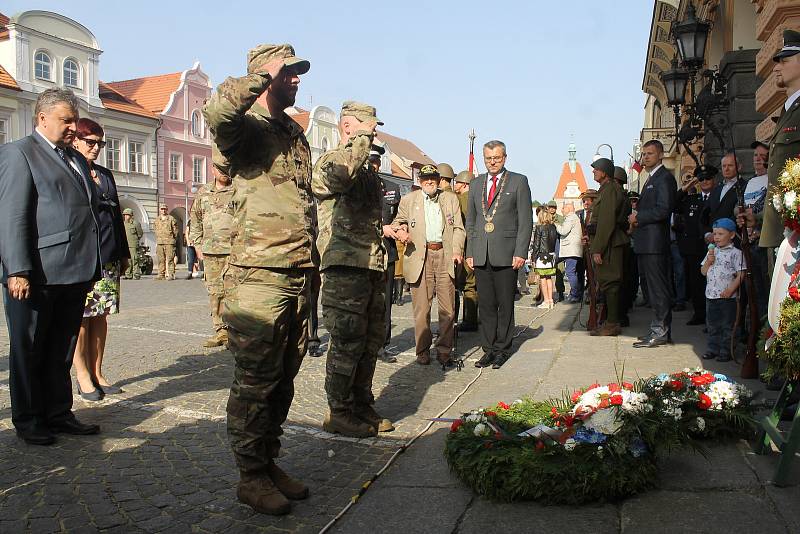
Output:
[628, 140, 677, 348]
[465, 140, 533, 369]
[0, 88, 101, 445]
[703, 152, 745, 228]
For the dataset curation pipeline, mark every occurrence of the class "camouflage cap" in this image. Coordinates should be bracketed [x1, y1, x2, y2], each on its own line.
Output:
[613, 166, 628, 184]
[341, 101, 384, 126]
[122, 208, 134, 215]
[419, 164, 440, 179]
[159, 203, 168, 209]
[437, 163, 455, 180]
[454, 170, 473, 184]
[247, 43, 310, 75]
[580, 189, 599, 200]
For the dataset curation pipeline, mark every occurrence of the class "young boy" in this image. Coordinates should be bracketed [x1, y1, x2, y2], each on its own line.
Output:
[700, 218, 745, 362]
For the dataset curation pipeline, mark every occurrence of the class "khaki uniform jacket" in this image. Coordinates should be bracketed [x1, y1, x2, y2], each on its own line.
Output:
[392, 189, 465, 284]
[153, 215, 178, 245]
[760, 96, 800, 248]
[589, 180, 630, 258]
[203, 73, 315, 268]
[124, 220, 143, 249]
[312, 131, 386, 273]
[189, 183, 236, 255]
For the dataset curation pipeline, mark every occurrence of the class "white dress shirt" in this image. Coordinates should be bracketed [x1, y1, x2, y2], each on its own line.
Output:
[485, 169, 506, 201]
[786, 88, 800, 111]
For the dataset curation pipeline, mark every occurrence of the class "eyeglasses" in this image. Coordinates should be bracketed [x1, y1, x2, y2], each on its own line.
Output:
[80, 138, 106, 149]
[484, 156, 505, 162]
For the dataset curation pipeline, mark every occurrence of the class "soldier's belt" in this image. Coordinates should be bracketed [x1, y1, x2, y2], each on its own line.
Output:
[426, 242, 443, 250]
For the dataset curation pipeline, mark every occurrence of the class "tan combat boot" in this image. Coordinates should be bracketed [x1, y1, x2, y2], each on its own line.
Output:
[323, 410, 377, 438]
[203, 330, 228, 348]
[590, 323, 622, 337]
[354, 404, 395, 433]
[237, 472, 291, 515]
[267, 461, 309, 500]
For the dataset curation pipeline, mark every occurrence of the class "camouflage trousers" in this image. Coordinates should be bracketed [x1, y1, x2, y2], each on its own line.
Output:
[321, 267, 385, 413]
[156, 243, 175, 278]
[203, 254, 228, 333]
[125, 247, 140, 278]
[222, 265, 311, 473]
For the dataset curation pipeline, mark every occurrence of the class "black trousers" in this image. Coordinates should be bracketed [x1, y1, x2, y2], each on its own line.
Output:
[308, 269, 321, 344]
[682, 253, 706, 320]
[384, 262, 395, 346]
[474, 262, 517, 357]
[637, 253, 673, 339]
[4, 282, 90, 432]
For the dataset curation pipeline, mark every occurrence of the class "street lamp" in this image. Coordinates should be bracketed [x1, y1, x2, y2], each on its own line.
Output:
[661, 57, 690, 108]
[593, 143, 614, 163]
[673, 3, 710, 70]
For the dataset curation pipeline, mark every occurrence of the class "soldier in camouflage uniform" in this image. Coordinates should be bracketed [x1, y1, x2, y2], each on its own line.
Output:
[123, 208, 143, 279]
[203, 43, 314, 516]
[312, 101, 392, 438]
[153, 205, 178, 280]
[189, 144, 235, 348]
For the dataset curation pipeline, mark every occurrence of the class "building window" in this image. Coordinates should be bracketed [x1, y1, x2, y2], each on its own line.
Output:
[34, 51, 52, 80]
[0, 119, 7, 144]
[321, 137, 329, 152]
[63, 58, 80, 88]
[169, 153, 183, 182]
[192, 156, 205, 183]
[106, 137, 121, 171]
[191, 110, 203, 138]
[128, 141, 146, 174]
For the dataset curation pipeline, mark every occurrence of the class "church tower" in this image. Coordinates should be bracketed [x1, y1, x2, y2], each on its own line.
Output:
[552, 141, 589, 211]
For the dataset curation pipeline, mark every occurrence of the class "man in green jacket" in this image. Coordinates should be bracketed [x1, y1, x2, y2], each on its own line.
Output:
[122, 208, 142, 279]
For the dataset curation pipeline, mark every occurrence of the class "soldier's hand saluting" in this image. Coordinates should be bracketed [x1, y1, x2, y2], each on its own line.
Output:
[249, 56, 286, 80]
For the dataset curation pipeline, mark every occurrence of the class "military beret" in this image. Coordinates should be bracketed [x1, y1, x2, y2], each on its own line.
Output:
[613, 166, 628, 183]
[773, 29, 800, 62]
[123, 208, 134, 215]
[591, 157, 614, 177]
[454, 170, 473, 184]
[546, 200, 558, 207]
[580, 189, 599, 200]
[713, 218, 736, 232]
[419, 164, 439, 179]
[437, 163, 455, 180]
[693, 164, 718, 180]
[247, 43, 310, 75]
[341, 101, 384, 126]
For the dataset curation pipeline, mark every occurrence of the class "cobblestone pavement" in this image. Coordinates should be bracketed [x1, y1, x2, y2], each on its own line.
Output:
[0, 275, 530, 533]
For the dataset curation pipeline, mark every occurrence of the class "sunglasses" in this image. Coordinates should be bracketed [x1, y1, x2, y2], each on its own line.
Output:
[80, 138, 106, 148]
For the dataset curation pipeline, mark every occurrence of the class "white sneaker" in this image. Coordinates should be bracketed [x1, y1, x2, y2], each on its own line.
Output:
[537, 302, 551, 309]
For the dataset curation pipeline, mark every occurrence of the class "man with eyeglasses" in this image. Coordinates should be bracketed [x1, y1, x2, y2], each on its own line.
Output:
[153, 204, 178, 280]
[465, 140, 533, 369]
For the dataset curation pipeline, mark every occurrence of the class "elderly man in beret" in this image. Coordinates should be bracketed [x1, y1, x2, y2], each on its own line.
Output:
[203, 43, 314, 516]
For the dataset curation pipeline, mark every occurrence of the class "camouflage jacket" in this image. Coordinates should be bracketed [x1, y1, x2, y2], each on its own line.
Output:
[189, 183, 236, 255]
[153, 215, 178, 245]
[312, 131, 386, 273]
[124, 220, 143, 248]
[202, 73, 315, 269]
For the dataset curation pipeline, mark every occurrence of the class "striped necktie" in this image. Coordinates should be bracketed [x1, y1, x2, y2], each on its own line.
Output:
[55, 146, 89, 197]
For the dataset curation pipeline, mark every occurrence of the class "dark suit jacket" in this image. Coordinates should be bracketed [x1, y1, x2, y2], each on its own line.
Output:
[0, 133, 101, 285]
[92, 163, 130, 264]
[674, 189, 710, 256]
[381, 178, 400, 264]
[702, 178, 745, 228]
[632, 165, 677, 255]
[465, 170, 533, 267]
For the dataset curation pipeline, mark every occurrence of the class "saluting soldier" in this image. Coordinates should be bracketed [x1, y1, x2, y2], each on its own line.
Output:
[122, 208, 143, 279]
[189, 144, 236, 348]
[153, 204, 178, 280]
[588, 158, 629, 336]
[453, 170, 478, 331]
[203, 43, 314, 516]
[312, 101, 393, 438]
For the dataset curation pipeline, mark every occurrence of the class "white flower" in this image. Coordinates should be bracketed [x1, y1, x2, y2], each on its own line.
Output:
[465, 412, 486, 423]
[695, 417, 706, 431]
[773, 194, 784, 212]
[791, 160, 800, 177]
[597, 446, 604, 457]
[621, 392, 650, 414]
[473, 423, 490, 437]
[564, 438, 576, 451]
[584, 408, 623, 435]
[785, 190, 797, 210]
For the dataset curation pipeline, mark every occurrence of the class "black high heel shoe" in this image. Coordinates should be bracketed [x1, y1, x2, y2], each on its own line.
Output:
[77, 382, 103, 402]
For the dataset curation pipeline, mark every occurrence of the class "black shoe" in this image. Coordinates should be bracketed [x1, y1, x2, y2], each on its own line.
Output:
[16, 426, 56, 446]
[716, 355, 732, 362]
[77, 382, 103, 402]
[97, 383, 123, 395]
[702, 352, 717, 360]
[475, 352, 494, 368]
[632, 337, 669, 348]
[307, 341, 323, 358]
[686, 316, 706, 326]
[491, 354, 509, 369]
[459, 323, 478, 332]
[49, 417, 100, 435]
[637, 333, 653, 342]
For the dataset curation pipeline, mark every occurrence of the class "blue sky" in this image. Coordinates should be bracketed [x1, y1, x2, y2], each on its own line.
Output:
[6, 1, 653, 201]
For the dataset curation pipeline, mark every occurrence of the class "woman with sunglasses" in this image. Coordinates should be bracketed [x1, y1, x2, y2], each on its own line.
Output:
[71, 118, 129, 401]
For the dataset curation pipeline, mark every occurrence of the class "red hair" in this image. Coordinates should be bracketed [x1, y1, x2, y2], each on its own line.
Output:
[76, 117, 104, 139]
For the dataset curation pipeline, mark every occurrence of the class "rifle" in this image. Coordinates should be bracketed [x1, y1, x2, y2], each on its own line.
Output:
[736, 179, 760, 379]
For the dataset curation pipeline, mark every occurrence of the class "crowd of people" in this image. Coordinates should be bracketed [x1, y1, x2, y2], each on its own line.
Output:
[0, 30, 797, 518]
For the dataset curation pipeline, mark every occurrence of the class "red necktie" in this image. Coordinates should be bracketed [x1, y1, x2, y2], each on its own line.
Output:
[488, 175, 498, 204]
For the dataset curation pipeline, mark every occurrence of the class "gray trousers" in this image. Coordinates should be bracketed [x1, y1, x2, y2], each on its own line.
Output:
[637, 253, 673, 339]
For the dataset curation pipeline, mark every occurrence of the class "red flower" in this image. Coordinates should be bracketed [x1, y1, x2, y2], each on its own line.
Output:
[497, 401, 510, 410]
[599, 398, 610, 409]
[484, 442, 493, 449]
[570, 390, 582, 403]
[588, 383, 600, 390]
[622, 382, 634, 390]
[494, 431, 502, 439]
[450, 419, 463, 432]
[607, 383, 621, 392]
[484, 411, 497, 417]
[610, 394, 623, 406]
[670, 380, 684, 391]
[697, 393, 712, 410]
[535, 441, 545, 450]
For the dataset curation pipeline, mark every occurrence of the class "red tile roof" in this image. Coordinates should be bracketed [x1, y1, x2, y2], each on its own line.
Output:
[376, 131, 435, 166]
[0, 64, 20, 91]
[553, 161, 589, 200]
[0, 13, 8, 42]
[107, 72, 183, 114]
[99, 82, 157, 119]
[391, 161, 411, 179]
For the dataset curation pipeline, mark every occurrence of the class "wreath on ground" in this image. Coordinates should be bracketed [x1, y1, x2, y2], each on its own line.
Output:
[444, 369, 755, 504]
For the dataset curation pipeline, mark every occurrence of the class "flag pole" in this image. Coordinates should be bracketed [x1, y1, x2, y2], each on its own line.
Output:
[468, 129, 476, 174]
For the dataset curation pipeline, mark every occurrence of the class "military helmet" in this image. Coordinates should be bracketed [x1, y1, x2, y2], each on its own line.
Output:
[580, 189, 599, 200]
[613, 166, 628, 184]
[454, 170, 473, 184]
[122, 208, 134, 215]
[546, 200, 558, 208]
[591, 158, 614, 177]
[437, 163, 455, 180]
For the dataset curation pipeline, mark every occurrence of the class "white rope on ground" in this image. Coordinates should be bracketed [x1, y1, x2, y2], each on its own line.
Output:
[318, 306, 552, 534]
[0, 467, 66, 496]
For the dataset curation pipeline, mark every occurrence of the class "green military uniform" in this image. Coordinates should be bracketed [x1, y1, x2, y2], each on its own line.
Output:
[588, 159, 630, 333]
[203, 44, 315, 476]
[123, 209, 143, 279]
[312, 101, 387, 438]
[153, 207, 178, 279]
[189, 151, 236, 343]
[760, 29, 800, 254]
[455, 171, 478, 329]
